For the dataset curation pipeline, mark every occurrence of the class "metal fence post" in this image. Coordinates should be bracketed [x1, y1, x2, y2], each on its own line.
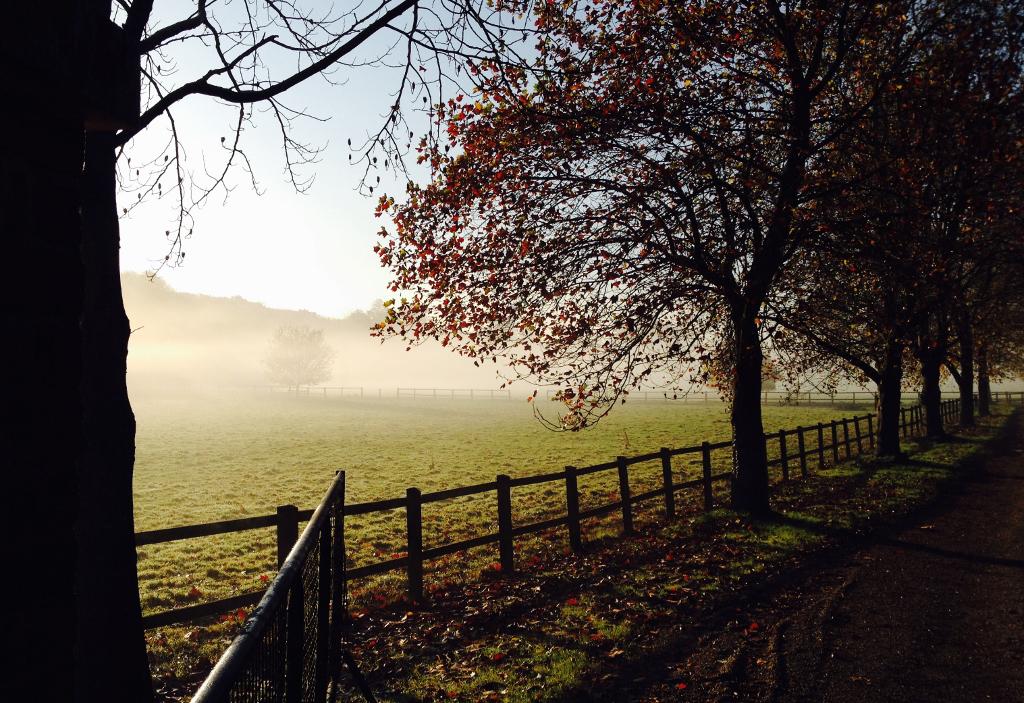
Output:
[496, 475, 514, 573]
[616, 456, 633, 535]
[277, 505, 299, 568]
[565, 466, 583, 552]
[660, 448, 675, 518]
[405, 488, 423, 603]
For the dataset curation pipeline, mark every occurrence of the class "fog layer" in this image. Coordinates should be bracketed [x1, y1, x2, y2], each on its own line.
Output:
[123, 273, 506, 394]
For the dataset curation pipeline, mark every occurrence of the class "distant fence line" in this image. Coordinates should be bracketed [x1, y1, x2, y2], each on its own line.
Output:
[542, 389, 881, 404]
[260, 386, 1024, 406]
[263, 385, 513, 400]
[136, 394, 1024, 631]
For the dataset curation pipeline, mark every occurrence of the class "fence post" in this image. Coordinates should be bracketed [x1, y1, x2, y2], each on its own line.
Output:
[867, 414, 875, 450]
[276, 505, 299, 568]
[565, 466, 583, 552]
[816, 423, 826, 468]
[701, 442, 713, 511]
[616, 456, 634, 535]
[842, 418, 851, 459]
[406, 488, 423, 603]
[796, 426, 808, 477]
[779, 430, 790, 481]
[854, 416, 864, 455]
[660, 448, 675, 518]
[496, 475, 514, 573]
[831, 421, 840, 464]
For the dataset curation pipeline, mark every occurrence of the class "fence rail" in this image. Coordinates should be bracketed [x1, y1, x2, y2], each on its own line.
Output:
[139, 394, 1024, 630]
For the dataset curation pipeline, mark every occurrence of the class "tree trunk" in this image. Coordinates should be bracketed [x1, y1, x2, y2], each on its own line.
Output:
[75, 132, 153, 702]
[920, 353, 944, 438]
[875, 333, 903, 457]
[978, 342, 991, 417]
[2, 23, 84, 699]
[956, 314, 974, 427]
[729, 309, 770, 515]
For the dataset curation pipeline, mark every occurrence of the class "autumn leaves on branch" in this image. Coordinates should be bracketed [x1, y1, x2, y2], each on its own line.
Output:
[374, 0, 1024, 513]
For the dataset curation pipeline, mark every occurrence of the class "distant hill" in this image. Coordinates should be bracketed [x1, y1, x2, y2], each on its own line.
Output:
[122, 273, 505, 392]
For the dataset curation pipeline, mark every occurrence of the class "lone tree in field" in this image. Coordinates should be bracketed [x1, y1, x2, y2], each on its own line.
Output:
[264, 326, 335, 388]
[377, 0, 922, 513]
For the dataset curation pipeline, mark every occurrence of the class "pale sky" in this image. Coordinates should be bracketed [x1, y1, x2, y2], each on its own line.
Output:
[118, 4, 438, 319]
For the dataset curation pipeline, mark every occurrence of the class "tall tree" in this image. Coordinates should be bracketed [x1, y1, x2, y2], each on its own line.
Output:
[3, 4, 98, 700]
[377, 0, 919, 513]
[27, 1, 530, 700]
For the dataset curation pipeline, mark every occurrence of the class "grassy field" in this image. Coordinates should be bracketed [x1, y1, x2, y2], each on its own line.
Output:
[134, 391, 874, 619]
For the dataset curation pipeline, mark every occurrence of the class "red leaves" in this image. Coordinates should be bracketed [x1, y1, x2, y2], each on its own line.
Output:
[186, 586, 202, 600]
[565, 597, 579, 606]
[219, 608, 248, 625]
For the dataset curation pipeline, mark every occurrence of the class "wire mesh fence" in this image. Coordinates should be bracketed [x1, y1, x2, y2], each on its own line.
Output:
[191, 471, 359, 703]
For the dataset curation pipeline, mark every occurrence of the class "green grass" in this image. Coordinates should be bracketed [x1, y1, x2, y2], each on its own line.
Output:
[141, 395, 1014, 700]
[133, 392, 873, 617]
[336, 407, 1013, 703]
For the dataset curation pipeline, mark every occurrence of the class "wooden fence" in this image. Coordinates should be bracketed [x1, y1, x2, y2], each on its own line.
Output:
[264, 385, 513, 400]
[542, 389, 880, 404]
[260, 386, 1024, 405]
[139, 394, 1023, 629]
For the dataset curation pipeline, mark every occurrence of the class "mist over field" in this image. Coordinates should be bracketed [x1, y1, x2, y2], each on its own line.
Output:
[122, 272, 504, 394]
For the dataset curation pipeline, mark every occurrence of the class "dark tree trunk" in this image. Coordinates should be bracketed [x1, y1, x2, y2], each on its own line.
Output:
[75, 132, 153, 702]
[920, 353, 945, 438]
[956, 314, 974, 427]
[875, 333, 904, 457]
[729, 309, 770, 515]
[978, 342, 991, 416]
[2, 27, 84, 700]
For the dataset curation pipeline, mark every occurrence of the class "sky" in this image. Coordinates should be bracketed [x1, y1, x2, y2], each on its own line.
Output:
[117, 2, 443, 318]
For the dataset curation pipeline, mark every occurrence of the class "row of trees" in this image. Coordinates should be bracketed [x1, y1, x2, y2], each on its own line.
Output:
[375, 0, 1024, 513]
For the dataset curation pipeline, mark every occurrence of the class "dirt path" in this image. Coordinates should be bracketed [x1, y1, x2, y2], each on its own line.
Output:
[651, 413, 1024, 703]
